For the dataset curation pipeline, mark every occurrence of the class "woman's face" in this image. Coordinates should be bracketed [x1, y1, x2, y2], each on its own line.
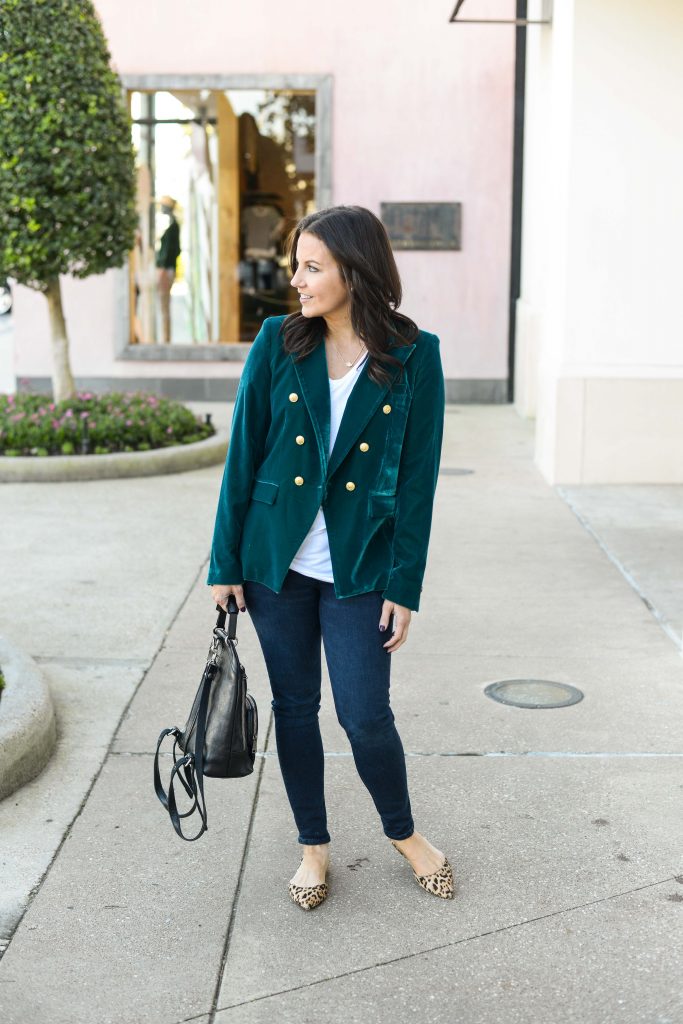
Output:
[290, 231, 350, 320]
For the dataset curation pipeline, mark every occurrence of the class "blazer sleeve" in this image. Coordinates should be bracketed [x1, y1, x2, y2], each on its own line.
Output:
[206, 318, 273, 585]
[382, 333, 445, 612]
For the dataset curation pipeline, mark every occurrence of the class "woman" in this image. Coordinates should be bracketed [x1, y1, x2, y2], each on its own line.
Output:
[208, 205, 452, 909]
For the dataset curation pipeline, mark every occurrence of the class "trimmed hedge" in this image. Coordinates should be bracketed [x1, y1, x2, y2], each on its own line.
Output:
[0, 390, 215, 456]
[0, 0, 137, 289]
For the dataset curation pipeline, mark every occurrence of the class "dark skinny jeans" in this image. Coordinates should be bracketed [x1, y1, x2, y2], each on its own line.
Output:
[242, 569, 415, 844]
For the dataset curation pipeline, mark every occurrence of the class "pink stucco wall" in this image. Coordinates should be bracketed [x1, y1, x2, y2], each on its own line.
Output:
[13, 0, 516, 384]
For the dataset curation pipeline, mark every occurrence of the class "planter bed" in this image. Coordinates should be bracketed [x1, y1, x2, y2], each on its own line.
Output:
[0, 636, 57, 802]
[0, 429, 228, 482]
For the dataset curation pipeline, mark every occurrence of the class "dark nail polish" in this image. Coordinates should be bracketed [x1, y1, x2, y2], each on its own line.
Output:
[379, 624, 386, 631]
[240, 606, 246, 612]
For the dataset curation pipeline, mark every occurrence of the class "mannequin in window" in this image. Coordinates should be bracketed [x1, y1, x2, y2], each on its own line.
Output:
[155, 195, 181, 343]
[243, 201, 284, 290]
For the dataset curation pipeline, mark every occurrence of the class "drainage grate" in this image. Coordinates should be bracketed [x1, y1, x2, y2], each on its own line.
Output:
[484, 679, 584, 709]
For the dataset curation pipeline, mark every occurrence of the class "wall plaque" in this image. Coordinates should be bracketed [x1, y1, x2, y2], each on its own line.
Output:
[380, 202, 462, 250]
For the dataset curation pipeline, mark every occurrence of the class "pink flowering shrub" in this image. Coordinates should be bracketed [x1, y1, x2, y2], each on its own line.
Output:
[0, 390, 214, 457]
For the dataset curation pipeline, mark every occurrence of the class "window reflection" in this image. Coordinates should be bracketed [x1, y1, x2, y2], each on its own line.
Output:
[128, 88, 316, 344]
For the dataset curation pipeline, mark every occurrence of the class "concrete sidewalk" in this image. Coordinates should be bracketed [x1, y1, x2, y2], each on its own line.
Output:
[0, 404, 681, 1024]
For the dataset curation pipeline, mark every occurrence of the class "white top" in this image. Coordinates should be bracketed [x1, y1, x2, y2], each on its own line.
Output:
[289, 350, 369, 582]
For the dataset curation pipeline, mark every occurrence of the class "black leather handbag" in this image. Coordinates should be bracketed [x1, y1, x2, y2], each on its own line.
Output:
[153, 595, 258, 841]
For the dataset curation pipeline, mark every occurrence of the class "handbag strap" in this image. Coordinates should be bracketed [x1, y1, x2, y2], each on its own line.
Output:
[153, 727, 198, 816]
[166, 757, 206, 841]
[215, 594, 239, 638]
[164, 662, 216, 841]
[153, 727, 178, 811]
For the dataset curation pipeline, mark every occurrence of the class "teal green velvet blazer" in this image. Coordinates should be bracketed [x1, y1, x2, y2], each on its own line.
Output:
[207, 314, 445, 611]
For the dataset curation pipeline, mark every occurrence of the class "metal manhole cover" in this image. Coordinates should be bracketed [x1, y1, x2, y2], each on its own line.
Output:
[484, 679, 584, 709]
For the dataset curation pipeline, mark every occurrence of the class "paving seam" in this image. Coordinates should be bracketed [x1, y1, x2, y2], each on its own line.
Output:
[209, 875, 677, 1015]
[173, 1012, 220, 1024]
[0, 557, 210, 962]
[32, 656, 152, 668]
[206, 710, 275, 1024]
[556, 486, 682, 653]
[109, 750, 683, 758]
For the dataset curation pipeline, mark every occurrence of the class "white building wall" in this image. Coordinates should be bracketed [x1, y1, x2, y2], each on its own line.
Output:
[516, 0, 683, 483]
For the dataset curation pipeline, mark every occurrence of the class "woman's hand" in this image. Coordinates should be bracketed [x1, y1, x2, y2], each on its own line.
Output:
[211, 584, 247, 613]
[379, 600, 411, 652]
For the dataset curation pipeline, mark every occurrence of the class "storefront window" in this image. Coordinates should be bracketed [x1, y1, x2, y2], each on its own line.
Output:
[128, 88, 316, 344]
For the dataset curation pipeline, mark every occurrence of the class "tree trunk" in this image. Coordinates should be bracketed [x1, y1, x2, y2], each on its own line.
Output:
[45, 276, 77, 403]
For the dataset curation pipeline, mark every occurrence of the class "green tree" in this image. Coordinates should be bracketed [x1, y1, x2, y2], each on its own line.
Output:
[0, 0, 137, 401]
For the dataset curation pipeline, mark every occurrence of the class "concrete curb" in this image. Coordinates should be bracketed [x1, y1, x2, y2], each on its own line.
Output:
[0, 429, 228, 482]
[0, 636, 57, 803]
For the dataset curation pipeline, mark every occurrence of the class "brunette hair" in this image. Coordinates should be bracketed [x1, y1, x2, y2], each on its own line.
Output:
[282, 205, 419, 388]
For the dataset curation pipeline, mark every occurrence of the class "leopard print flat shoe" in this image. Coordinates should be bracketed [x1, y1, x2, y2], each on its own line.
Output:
[288, 856, 329, 911]
[390, 840, 455, 900]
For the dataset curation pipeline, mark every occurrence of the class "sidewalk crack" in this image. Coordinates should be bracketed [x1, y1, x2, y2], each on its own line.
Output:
[206, 709, 275, 1024]
[212, 875, 674, 1014]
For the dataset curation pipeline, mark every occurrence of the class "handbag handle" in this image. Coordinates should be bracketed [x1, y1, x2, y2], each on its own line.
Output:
[215, 592, 239, 638]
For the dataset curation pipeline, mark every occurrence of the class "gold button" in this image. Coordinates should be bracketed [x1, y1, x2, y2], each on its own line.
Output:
[383, 404, 392, 414]
[289, 392, 299, 403]
[345, 481, 356, 491]
[359, 442, 370, 452]
[295, 435, 305, 445]
[294, 476, 304, 486]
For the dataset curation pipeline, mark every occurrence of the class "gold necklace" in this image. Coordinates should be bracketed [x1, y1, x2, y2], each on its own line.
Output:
[329, 335, 365, 367]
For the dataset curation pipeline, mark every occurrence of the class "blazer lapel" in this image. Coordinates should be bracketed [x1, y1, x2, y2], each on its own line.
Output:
[327, 341, 416, 479]
[291, 333, 417, 481]
[291, 339, 332, 472]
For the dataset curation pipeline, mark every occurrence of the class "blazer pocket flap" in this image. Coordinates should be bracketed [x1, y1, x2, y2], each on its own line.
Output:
[251, 478, 279, 505]
[368, 490, 397, 518]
